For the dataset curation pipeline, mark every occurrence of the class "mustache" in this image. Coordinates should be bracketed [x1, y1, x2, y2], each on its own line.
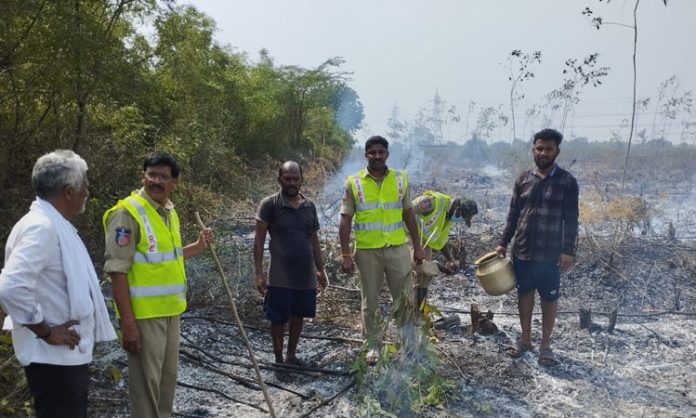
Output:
[149, 184, 164, 191]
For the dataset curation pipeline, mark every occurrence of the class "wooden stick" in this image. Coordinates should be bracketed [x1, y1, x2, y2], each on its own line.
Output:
[195, 212, 276, 418]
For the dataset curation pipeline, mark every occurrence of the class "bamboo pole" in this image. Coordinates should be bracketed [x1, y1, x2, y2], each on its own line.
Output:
[194, 212, 276, 417]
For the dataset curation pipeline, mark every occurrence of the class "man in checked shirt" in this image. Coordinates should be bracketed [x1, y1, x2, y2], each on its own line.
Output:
[496, 128, 579, 366]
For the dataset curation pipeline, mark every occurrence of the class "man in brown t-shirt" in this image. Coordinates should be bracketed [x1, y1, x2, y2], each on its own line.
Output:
[253, 161, 327, 365]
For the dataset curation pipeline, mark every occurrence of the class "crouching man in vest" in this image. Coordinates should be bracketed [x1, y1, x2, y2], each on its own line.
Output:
[412, 191, 478, 311]
[339, 135, 425, 364]
[103, 152, 212, 418]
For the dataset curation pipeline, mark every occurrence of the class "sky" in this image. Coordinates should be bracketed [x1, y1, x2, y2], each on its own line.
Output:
[186, 0, 696, 143]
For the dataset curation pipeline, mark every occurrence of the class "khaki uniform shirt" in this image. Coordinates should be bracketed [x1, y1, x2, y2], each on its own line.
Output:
[339, 167, 412, 216]
[103, 188, 175, 274]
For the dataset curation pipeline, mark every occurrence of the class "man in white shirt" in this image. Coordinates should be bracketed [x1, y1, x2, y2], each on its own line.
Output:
[0, 150, 116, 418]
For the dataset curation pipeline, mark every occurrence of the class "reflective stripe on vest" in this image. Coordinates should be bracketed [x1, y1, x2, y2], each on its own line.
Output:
[417, 191, 452, 251]
[102, 193, 187, 319]
[349, 168, 408, 249]
[353, 220, 405, 232]
[133, 246, 184, 263]
[129, 283, 186, 298]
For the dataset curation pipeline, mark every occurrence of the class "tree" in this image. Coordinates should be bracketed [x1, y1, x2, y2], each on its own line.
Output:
[332, 84, 364, 134]
[505, 49, 542, 142]
[408, 107, 435, 145]
[648, 76, 692, 141]
[387, 102, 407, 144]
[464, 100, 476, 140]
[474, 106, 507, 141]
[546, 53, 609, 132]
[446, 105, 461, 141]
[583, 0, 669, 193]
[0, 1, 360, 254]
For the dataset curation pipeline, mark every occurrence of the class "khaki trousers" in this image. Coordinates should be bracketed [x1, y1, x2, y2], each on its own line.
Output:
[128, 315, 180, 418]
[354, 244, 413, 343]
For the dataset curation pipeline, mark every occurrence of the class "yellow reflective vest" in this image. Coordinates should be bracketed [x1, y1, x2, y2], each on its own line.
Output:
[416, 191, 452, 251]
[103, 193, 186, 319]
[349, 168, 408, 249]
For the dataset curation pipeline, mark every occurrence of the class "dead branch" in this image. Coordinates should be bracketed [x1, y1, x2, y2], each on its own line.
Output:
[180, 351, 313, 400]
[181, 340, 347, 379]
[437, 306, 696, 318]
[180, 352, 261, 390]
[0, 354, 16, 372]
[437, 347, 466, 379]
[264, 361, 351, 376]
[298, 378, 357, 418]
[602, 335, 611, 365]
[300, 334, 364, 345]
[327, 284, 361, 293]
[639, 324, 673, 346]
[182, 315, 363, 344]
[176, 381, 266, 413]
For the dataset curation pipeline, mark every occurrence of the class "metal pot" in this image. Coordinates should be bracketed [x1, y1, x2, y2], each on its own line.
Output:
[473, 251, 516, 296]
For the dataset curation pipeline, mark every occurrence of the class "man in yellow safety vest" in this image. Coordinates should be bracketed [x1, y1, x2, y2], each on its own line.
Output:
[339, 135, 425, 363]
[412, 191, 478, 310]
[103, 152, 212, 418]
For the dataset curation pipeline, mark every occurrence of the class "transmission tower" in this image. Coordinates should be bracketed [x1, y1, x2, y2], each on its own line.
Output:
[430, 89, 445, 142]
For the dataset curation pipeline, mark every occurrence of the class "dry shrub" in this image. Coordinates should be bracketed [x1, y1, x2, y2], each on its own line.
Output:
[580, 190, 654, 230]
[0, 319, 31, 417]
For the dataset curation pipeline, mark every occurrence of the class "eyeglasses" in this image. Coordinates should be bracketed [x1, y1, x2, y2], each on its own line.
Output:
[144, 172, 173, 182]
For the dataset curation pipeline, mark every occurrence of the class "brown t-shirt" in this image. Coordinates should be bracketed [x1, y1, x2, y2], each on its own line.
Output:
[103, 188, 174, 274]
[256, 192, 320, 289]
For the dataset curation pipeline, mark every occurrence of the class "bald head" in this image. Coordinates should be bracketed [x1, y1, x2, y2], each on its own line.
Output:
[278, 161, 303, 179]
[278, 161, 303, 197]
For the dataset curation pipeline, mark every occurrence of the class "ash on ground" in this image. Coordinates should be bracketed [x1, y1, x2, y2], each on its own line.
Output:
[88, 232, 696, 418]
[88, 159, 696, 417]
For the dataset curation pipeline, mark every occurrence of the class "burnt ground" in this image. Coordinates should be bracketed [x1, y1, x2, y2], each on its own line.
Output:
[87, 158, 696, 417]
[87, 234, 696, 418]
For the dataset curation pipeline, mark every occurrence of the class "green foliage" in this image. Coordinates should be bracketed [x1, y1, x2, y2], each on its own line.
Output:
[0, 1, 363, 408]
[352, 293, 456, 416]
[0, 0, 362, 255]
